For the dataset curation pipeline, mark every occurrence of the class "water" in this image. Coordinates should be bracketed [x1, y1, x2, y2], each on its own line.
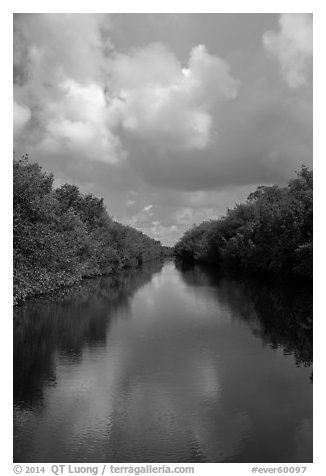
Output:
[13, 261, 312, 463]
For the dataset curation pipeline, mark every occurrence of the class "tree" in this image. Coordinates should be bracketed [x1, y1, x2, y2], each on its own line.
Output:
[174, 165, 312, 279]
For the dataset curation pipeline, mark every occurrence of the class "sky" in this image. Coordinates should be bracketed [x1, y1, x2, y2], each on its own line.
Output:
[13, 13, 313, 246]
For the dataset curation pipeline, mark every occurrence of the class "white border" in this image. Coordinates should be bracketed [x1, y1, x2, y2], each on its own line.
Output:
[2, 2, 323, 474]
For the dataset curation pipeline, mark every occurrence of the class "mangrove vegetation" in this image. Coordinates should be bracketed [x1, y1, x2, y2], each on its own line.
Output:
[14, 155, 167, 304]
[174, 166, 312, 280]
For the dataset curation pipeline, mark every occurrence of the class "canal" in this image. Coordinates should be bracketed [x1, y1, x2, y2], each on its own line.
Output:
[14, 260, 312, 463]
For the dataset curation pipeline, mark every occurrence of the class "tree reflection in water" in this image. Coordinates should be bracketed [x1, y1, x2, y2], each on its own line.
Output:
[176, 262, 312, 370]
[13, 260, 164, 409]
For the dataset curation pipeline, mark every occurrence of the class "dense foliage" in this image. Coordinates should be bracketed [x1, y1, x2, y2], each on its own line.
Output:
[174, 166, 312, 279]
[14, 155, 167, 304]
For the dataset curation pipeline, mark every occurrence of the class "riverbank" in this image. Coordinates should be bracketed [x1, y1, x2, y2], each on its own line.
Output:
[14, 155, 170, 306]
[13, 257, 170, 306]
[174, 166, 312, 281]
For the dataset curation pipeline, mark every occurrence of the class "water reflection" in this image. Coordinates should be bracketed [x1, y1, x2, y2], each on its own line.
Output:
[14, 261, 312, 463]
[177, 264, 313, 368]
[14, 260, 164, 409]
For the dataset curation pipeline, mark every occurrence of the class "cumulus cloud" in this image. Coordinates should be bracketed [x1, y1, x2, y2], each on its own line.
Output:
[34, 79, 124, 163]
[13, 14, 313, 246]
[13, 13, 110, 85]
[13, 100, 31, 136]
[13, 13, 122, 164]
[141, 222, 180, 246]
[14, 14, 240, 166]
[263, 14, 312, 89]
[109, 43, 240, 150]
[127, 205, 218, 246]
[121, 185, 254, 246]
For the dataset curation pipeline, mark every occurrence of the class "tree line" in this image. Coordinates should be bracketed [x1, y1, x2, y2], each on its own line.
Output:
[174, 166, 312, 280]
[14, 155, 167, 304]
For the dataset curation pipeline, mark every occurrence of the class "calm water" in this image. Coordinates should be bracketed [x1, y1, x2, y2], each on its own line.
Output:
[14, 261, 313, 463]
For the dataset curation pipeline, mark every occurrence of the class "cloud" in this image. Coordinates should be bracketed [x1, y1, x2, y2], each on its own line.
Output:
[13, 100, 31, 136]
[14, 15, 239, 167]
[35, 79, 124, 164]
[119, 184, 255, 246]
[13, 13, 110, 85]
[13, 14, 122, 164]
[109, 43, 240, 151]
[121, 42, 312, 193]
[263, 14, 312, 89]
[140, 222, 180, 246]
[13, 14, 313, 247]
